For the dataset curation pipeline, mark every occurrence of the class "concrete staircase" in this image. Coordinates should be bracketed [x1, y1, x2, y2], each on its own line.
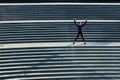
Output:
[0, 3, 120, 80]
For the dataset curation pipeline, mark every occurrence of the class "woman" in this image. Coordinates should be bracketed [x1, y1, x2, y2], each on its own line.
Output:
[73, 18, 87, 45]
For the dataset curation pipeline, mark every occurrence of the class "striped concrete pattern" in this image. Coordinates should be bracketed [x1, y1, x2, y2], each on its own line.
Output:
[0, 22, 120, 43]
[0, 3, 120, 80]
[0, 46, 120, 80]
[0, 5, 120, 20]
[0, 3, 120, 43]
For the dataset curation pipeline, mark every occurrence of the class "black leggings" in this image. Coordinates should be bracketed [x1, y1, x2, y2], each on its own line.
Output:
[74, 31, 85, 42]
